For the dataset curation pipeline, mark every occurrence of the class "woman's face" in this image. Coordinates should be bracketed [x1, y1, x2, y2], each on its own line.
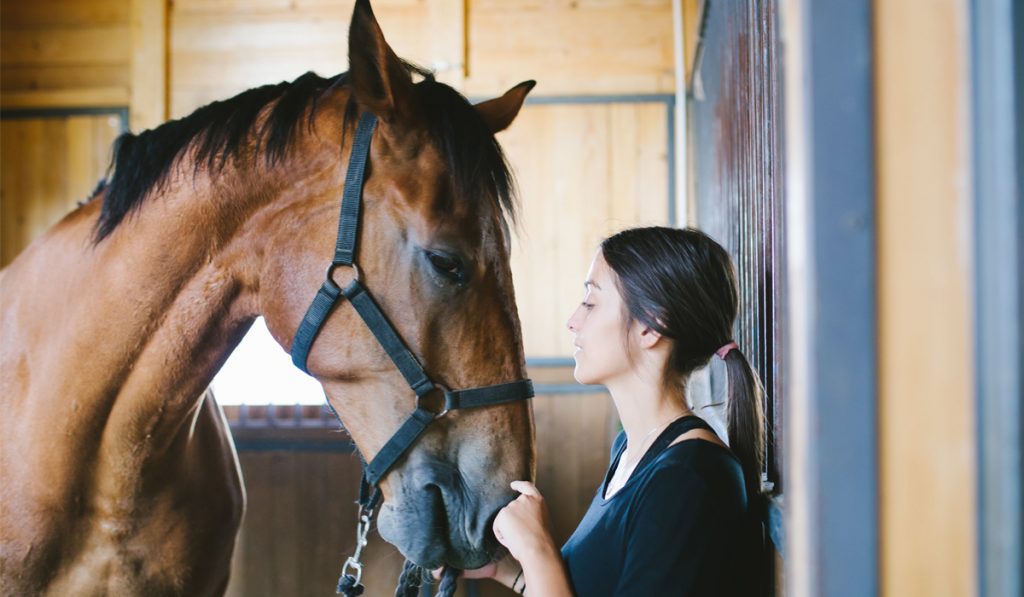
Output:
[566, 251, 633, 386]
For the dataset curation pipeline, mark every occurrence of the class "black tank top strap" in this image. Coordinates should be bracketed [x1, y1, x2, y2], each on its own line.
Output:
[635, 415, 714, 472]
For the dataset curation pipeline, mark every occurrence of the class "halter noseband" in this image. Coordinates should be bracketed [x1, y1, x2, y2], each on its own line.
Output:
[289, 112, 533, 593]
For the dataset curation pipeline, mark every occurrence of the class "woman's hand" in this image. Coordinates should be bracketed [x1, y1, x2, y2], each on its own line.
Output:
[432, 562, 496, 581]
[492, 481, 559, 565]
[432, 554, 518, 588]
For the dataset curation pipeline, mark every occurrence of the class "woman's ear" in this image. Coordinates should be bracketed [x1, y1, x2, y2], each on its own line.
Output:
[636, 325, 663, 349]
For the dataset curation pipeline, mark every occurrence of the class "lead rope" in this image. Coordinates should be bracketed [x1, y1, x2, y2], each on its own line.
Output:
[335, 482, 463, 597]
[393, 561, 461, 597]
[437, 566, 460, 596]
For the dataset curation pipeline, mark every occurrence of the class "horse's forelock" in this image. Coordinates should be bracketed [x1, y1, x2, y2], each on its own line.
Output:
[412, 79, 519, 229]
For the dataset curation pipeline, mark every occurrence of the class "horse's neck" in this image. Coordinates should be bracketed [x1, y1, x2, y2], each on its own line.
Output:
[3, 171, 274, 462]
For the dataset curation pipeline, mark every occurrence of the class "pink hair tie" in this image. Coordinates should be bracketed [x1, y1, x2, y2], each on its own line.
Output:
[715, 341, 738, 359]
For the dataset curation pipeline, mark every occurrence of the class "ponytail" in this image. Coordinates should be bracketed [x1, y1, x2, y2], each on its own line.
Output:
[723, 347, 765, 503]
[599, 226, 766, 502]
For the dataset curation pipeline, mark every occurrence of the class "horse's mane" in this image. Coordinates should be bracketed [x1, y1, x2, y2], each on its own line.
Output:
[94, 65, 517, 241]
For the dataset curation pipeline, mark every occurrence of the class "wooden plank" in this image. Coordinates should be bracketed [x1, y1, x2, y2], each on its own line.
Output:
[224, 449, 411, 596]
[1, 88, 130, 110]
[500, 102, 670, 358]
[0, 0, 132, 110]
[0, 114, 121, 266]
[533, 391, 617, 544]
[1, 26, 131, 66]
[464, 0, 675, 97]
[169, 2, 463, 117]
[223, 383, 614, 597]
[129, 0, 168, 131]
[875, 0, 976, 595]
[682, 0, 704, 85]
[1, 0, 129, 28]
[1, 65, 131, 94]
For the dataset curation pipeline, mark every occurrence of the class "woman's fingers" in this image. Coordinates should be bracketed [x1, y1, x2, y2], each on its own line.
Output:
[461, 562, 498, 579]
[433, 563, 497, 581]
[510, 480, 540, 497]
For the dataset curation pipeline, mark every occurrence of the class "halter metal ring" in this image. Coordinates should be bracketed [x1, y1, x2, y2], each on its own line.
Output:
[416, 384, 451, 420]
[326, 262, 360, 289]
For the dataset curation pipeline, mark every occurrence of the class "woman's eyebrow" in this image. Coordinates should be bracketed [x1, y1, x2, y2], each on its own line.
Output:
[584, 280, 602, 290]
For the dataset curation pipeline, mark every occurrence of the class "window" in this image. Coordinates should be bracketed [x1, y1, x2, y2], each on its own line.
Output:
[211, 318, 326, 405]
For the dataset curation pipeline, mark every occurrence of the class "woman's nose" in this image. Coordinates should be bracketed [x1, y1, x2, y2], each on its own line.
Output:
[566, 306, 581, 332]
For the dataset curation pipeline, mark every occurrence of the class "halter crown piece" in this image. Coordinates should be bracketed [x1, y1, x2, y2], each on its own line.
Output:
[290, 112, 534, 596]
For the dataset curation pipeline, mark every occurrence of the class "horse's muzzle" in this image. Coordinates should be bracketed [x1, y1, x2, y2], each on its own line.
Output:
[376, 456, 513, 570]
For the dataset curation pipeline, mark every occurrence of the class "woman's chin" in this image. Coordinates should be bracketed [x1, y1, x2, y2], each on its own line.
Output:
[572, 363, 593, 386]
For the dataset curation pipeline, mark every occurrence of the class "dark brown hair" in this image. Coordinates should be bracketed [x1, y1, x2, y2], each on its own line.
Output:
[600, 226, 765, 499]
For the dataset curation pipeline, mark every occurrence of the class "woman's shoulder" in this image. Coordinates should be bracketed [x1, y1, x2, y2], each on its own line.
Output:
[644, 437, 745, 496]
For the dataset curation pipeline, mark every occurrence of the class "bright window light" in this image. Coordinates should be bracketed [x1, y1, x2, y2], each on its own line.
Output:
[211, 317, 326, 405]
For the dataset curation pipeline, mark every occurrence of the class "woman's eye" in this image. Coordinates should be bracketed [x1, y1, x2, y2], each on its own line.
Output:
[581, 302, 595, 311]
[426, 251, 466, 283]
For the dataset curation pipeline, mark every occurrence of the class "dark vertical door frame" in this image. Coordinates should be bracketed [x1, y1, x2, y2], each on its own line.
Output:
[783, 1, 876, 595]
[971, 1, 1023, 596]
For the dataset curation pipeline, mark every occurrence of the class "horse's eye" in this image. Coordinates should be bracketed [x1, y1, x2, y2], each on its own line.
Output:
[426, 251, 466, 284]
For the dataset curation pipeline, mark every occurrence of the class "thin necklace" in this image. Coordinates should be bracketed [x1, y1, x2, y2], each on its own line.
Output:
[607, 413, 687, 497]
[626, 413, 685, 463]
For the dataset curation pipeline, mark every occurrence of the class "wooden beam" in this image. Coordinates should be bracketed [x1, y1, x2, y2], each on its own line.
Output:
[130, 0, 168, 132]
[876, 0, 977, 594]
[1, 88, 130, 110]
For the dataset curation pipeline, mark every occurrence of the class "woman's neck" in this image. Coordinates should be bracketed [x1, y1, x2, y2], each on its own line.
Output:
[606, 372, 692, 448]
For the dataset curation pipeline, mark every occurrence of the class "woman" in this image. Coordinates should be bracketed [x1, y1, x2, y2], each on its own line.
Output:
[467, 226, 764, 596]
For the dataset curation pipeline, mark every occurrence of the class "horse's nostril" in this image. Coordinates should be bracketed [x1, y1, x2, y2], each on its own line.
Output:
[474, 506, 503, 554]
[424, 483, 449, 538]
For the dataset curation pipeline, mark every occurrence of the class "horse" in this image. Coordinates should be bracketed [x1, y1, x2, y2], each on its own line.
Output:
[0, 0, 536, 593]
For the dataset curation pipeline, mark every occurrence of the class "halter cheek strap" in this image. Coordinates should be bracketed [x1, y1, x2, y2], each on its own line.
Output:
[289, 111, 533, 595]
[289, 108, 533, 510]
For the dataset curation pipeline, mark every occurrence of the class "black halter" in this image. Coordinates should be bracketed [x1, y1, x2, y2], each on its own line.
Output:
[289, 111, 534, 594]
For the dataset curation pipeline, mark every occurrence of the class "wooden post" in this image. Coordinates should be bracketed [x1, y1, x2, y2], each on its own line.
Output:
[130, 0, 168, 132]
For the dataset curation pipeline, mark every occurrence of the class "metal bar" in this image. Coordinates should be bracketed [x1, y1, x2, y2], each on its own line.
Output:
[525, 357, 576, 367]
[971, 0, 1023, 595]
[233, 440, 356, 453]
[783, 0, 877, 594]
[767, 495, 786, 558]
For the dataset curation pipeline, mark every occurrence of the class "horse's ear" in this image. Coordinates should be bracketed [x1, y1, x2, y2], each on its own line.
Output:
[474, 80, 536, 133]
[348, 0, 414, 122]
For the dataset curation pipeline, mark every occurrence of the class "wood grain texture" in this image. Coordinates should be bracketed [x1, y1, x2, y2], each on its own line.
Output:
[464, 0, 675, 96]
[1, 113, 121, 267]
[501, 101, 670, 358]
[130, 0, 168, 131]
[0, 0, 132, 109]
[224, 380, 616, 597]
[169, 0, 465, 118]
[875, 0, 977, 595]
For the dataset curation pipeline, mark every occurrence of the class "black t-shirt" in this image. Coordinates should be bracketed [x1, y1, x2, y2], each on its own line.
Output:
[560, 416, 760, 596]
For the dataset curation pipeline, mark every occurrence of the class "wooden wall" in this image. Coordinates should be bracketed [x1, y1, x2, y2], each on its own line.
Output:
[2, 0, 674, 356]
[167, 0, 674, 358]
[168, 0, 674, 117]
[0, 0, 132, 109]
[0, 113, 123, 267]
[875, 0, 976, 594]
[224, 381, 617, 597]
[501, 101, 670, 356]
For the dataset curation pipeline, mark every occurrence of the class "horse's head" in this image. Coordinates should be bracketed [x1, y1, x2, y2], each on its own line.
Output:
[258, 0, 535, 570]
